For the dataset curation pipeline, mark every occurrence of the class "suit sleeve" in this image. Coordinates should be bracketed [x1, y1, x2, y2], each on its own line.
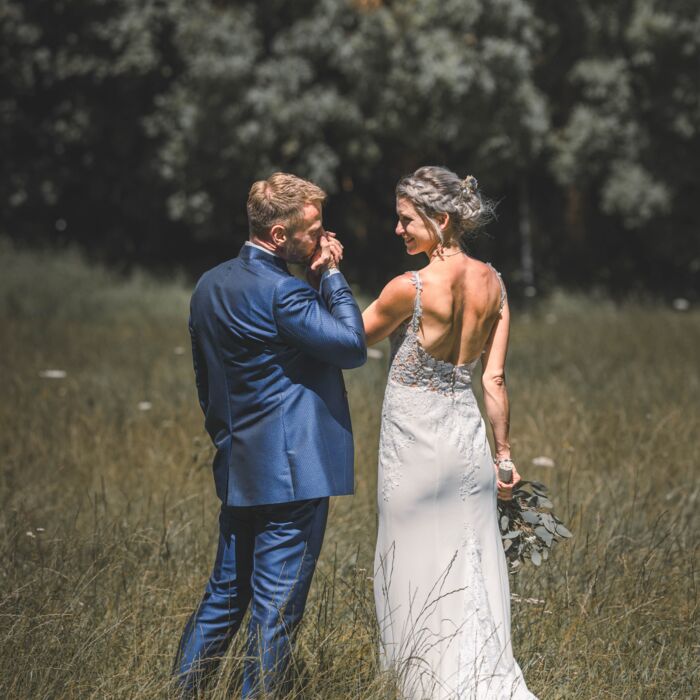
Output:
[273, 271, 367, 369]
[189, 314, 209, 414]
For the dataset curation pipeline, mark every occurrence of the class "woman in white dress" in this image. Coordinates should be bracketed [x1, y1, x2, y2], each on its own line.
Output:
[362, 166, 538, 699]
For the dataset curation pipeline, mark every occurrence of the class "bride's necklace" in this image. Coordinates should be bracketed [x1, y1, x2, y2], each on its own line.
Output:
[431, 247, 462, 259]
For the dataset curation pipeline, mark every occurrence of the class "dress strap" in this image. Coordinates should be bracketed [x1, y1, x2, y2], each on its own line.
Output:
[409, 270, 423, 332]
[486, 262, 507, 314]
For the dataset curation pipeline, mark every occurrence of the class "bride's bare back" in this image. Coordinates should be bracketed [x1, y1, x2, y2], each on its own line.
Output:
[363, 252, 512, 468]
[414, 255, 505, 366]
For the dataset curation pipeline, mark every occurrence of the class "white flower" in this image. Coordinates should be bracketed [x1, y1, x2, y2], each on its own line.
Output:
[39, 370, 67, 379]
[138, 401, 153, 411]
[511, 594, 545, 605]
[532, 456, 555, 468]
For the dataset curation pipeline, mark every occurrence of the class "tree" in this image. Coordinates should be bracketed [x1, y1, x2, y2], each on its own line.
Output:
[2, 0, 697, 294]
[149, 0, 549, 286]
[543, 0, 700, 292]
[0, 0, 179, 261]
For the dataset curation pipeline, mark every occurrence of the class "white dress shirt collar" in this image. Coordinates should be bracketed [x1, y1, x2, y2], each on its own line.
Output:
[245, 241, 282, 259]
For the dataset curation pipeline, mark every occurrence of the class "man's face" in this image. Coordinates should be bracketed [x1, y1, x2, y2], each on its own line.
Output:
[283, 203, 324, 264]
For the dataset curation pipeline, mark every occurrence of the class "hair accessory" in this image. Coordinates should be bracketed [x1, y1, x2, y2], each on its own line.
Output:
[462, 175, 478, 194]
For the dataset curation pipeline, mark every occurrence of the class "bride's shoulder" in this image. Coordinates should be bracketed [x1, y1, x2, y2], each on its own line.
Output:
[463, 258, 507, 311]
[382, 271, 418, 295]
[363, 273, 417, 344]
[463, 256, 496, 274]
[460, 257, 504, 286]
[374, 272, 417, 312]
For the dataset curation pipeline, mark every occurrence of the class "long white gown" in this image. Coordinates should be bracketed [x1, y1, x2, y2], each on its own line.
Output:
[374, 267, 538, 700]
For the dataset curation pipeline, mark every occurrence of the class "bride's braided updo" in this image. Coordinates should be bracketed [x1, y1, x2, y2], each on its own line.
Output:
[395, 166, 493, 245]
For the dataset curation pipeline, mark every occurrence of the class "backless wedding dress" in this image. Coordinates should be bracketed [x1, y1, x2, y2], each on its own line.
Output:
[374, 267, 537, 700]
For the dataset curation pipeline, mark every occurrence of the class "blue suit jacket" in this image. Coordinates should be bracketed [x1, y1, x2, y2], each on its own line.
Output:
[188, 244, 367, 507]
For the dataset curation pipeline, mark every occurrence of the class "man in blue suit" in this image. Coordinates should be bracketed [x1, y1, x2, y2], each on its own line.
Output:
[174, 172, 366, 696]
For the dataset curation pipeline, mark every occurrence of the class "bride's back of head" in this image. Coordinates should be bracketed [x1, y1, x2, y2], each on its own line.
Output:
[395, 167, 504, 364]
[395, 165, 495, 246]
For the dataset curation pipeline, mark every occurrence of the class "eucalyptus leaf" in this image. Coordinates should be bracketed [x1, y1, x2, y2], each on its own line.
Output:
[500, 515, 509, 531]
[535, 526, 553, 546]
[542, 513, 557, 533]
[555, 523, 573, 538]
[530, 549, 542, 566]
[522, 510, 540, 525]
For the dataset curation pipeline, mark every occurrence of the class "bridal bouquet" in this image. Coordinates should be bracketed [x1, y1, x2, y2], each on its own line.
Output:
[497, 479, 572, 571]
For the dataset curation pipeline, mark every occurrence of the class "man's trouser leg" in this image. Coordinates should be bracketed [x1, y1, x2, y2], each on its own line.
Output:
[174, 497, 328, 697]
[242, 497, 329, 698]
[174, 504, 255, 694]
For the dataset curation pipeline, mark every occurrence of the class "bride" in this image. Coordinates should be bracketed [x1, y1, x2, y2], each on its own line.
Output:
[362, 166, 538, 699]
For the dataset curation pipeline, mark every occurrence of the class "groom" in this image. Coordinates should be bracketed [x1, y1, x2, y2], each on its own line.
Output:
[174, 172, 366, 696]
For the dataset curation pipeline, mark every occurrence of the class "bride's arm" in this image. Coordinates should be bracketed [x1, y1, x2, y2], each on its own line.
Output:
[481, 299, 511, 458]
[481, 298, 520, 497]
[362, 274, 416, 346]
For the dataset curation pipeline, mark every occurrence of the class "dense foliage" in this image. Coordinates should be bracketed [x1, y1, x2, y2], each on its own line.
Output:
[1, 0, 698, 295]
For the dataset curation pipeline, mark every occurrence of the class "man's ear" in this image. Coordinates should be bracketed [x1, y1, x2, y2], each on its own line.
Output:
[269, 224, 287, 248]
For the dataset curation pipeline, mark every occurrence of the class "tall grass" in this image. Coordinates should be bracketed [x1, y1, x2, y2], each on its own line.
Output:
[1, 239, 697, 698]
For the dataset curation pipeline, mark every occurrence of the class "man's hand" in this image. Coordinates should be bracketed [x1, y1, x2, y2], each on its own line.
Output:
[307, 232, 344, 287]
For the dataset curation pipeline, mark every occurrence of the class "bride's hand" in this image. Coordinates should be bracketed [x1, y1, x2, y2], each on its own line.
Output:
[495, 463, 521, 501]
[307, 232, 344, 288]
[309, 232, 343, 272]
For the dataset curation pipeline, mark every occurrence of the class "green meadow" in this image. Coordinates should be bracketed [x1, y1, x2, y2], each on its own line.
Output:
[1, 239, 697, 699]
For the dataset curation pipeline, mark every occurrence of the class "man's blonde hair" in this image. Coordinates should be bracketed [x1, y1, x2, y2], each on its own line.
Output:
[247, 172, 327, 237]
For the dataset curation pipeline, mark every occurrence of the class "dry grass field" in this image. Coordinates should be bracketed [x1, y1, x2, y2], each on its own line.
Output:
[1, 238, 698, 699]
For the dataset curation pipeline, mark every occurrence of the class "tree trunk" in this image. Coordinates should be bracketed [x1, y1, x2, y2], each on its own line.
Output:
[519, 180, 535, 295]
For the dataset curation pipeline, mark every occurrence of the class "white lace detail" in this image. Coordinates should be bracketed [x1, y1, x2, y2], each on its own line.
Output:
[458, 527, 533, 699]
[459, 465, 477, 501]
[378, 396, 416, 501]
[380, 271, 484, 502]
[410, 269, 423, 333]
[457, 526, 503, 697]
[486, 262, 507, 315]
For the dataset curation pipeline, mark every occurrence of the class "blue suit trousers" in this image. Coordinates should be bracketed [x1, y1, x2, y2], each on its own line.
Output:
[174, 497, 329, 697]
